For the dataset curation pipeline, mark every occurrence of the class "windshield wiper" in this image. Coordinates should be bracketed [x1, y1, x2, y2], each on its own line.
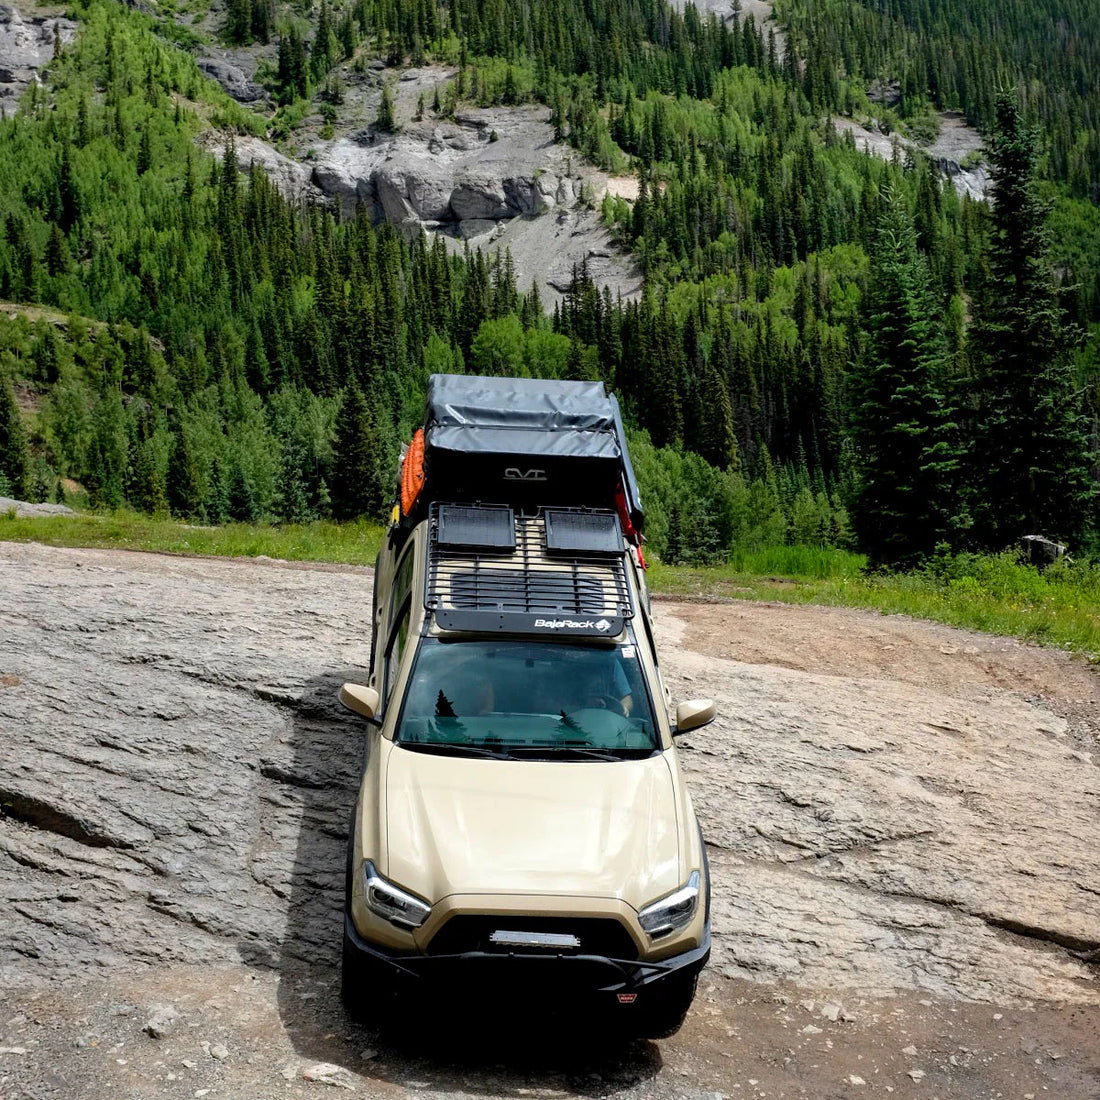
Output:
[399, 741, 514, 761]
[509, 743, 624, 762]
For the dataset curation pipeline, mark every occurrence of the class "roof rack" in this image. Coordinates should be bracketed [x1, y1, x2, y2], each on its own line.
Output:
[425, 503, 634, 638]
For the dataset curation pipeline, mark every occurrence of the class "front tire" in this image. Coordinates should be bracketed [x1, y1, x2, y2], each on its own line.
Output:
[341, 805, 395, 1023]
[628, 970, 698, 1039]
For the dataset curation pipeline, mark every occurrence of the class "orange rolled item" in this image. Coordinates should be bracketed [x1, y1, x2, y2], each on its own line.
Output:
[401, 428, 426, 516]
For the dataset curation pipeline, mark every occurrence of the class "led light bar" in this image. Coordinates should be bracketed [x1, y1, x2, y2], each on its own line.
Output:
[489, 929, 582, 950]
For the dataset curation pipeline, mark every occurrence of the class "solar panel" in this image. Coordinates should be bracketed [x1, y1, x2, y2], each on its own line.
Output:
[436, 504, 516, 551]
[544, 510, 622, 555]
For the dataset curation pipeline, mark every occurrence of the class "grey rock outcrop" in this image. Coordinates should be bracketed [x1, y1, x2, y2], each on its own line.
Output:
[307, 110, 579, 227]
[199, 93, 640, 303]
[301, 106, 642, 303]
[0, 496, 74, 518]
[658, 608, 1100, 1003]
[199, 133, 322, 203]
[196, 53, 266, 104]
[833, 111, 990, 200]
[1020, 534, 1067, 568]
[449, 175, 511, 220]
[0, 5, 77, 117]
[925, 112, 989, 200]
[375, 162, 453, 223]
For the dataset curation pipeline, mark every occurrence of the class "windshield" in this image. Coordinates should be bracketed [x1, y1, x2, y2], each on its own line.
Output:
[395, 636, 660, 759]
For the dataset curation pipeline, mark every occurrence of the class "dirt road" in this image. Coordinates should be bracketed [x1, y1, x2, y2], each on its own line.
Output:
[1, 543, 1098, 1099]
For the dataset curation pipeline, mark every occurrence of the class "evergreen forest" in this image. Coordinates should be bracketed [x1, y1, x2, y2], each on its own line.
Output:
[0, 0, 1098, 567]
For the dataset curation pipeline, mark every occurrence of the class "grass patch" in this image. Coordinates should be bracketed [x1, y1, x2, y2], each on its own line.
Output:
[3, 513, 1098, 662]
[0, 510, 385, 566]
[651, 549, 1100, 662]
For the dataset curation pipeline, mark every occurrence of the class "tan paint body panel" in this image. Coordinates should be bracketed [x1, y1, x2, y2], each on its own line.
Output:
[384, 748, 681, 905]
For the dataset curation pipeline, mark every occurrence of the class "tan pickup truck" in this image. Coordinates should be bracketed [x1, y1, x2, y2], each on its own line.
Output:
[339, 375, 715, 1039]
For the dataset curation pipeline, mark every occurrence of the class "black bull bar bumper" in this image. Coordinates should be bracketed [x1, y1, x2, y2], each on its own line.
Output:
[345, 912, 711, 994]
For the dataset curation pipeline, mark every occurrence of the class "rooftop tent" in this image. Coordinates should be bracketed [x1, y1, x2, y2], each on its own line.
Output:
[415, 374, 644, 532]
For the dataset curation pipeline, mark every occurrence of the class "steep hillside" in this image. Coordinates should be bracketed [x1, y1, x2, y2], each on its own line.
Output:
[0, 0, 1098, 565]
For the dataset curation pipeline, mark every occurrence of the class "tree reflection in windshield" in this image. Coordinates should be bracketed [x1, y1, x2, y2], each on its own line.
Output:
[396, 638, 659, 756]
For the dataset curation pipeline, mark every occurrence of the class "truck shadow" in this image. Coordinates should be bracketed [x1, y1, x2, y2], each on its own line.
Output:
[245, 670, 663, 1095]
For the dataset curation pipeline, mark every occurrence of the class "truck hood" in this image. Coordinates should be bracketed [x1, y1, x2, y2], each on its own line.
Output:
[384, 748, 681, 910]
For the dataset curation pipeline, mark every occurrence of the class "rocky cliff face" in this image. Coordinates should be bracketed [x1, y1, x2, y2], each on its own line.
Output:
[195, 51, 266, 104]
[309, 108, 577, 228]
[833, 112, 990, 200]
[207, 104, 643, 305]
[0, 4, 76, 117]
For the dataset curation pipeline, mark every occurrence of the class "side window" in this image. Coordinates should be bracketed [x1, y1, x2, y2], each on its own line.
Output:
[389, 548, 415, 633]
[638, 604, 659, 668]
[630, 553, 652, 617]
[384, 603, 412, 703]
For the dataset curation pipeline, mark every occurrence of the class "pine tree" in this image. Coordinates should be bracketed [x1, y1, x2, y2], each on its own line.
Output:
[251, 0, 274, 44]
[137, 125, 152, 176]
[126, 413, 167, 516]
[0, 373, 30, 499]
[227, 462, 258, 522]
[5, 214, 38, 303]
[86, 391, 128, 510]
[276, 436, 312, 522]
[225, 0, 253, 45]
[664, 502, 686, 564]
[206, 456, 230, 524]
[697, 361, 739, 471]
[331, 386, 387, 518]
[76, 96, 90, 147]
[167, 426, 205, 519]
[377, 83, 397, 132]
[970, 91, 1096, 548]
[45, 223, 69, 277]
[849, 189, 963, 567]
[57, 138, 81, 231]
[312, 1, 334, 81]
[277, 28, 308, 102]
[32, 324, 61, 384]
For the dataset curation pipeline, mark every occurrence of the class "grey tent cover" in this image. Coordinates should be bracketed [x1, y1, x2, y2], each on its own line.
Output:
[423, 375, 644, 529]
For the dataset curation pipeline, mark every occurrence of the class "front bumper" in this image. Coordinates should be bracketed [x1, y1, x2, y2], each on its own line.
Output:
[344, 910, 710, 996]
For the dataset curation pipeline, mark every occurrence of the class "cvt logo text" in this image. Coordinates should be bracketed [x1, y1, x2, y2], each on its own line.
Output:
[504, 467, 547, 481]
[534, 618, 613, 632]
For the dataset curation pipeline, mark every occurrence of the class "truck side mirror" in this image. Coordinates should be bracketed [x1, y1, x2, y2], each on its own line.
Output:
[340, 683, 382, 725]
[674, 699, 716, 735]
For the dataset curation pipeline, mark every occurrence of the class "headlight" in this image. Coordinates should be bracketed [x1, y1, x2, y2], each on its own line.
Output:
[638, 871, 700, 939]
[363, 861, 431, 930]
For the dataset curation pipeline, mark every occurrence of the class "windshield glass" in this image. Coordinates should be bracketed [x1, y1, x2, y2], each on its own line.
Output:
[395, 636, 660, 759]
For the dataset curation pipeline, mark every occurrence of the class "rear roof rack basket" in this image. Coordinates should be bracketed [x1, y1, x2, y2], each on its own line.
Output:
[425, 503, 634, 638]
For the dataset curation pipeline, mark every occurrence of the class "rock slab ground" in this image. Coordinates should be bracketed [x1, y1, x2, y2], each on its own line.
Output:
[1, 543, 1098, 1099]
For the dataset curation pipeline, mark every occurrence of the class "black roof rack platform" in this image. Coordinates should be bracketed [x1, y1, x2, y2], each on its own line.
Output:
[425, 503, 634, 638]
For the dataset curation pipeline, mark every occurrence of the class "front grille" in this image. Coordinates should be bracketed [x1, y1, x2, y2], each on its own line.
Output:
[425, 916, 639, 960]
